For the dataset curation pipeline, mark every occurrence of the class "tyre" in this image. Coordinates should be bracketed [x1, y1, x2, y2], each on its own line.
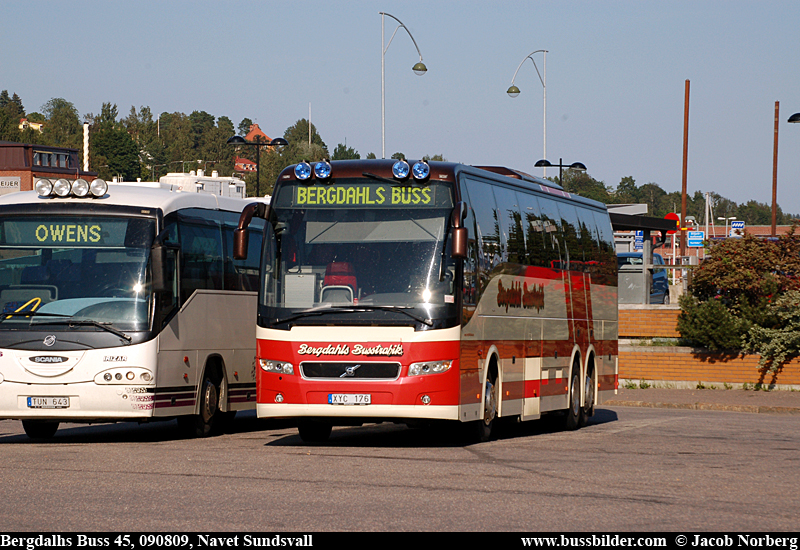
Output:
[22, 420, 59, 440]
[473, 369, 498, 442]
[564, 368, 581, 431]
[579, 365, 595, 428]
[179, 373, 222, 437]
[297, 420, 332, 443]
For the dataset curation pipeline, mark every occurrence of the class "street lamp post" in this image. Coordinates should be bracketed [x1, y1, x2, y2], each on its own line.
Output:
[380, 11, 427, 159]
[534, 158, 586, 186]
[226, 135, 288, 197]
[507, 50, 548, 175]
[717, 216, 737, 238]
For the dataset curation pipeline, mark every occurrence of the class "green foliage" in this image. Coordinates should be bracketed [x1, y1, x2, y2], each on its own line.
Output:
[742, 290, 800, 370]
[332, 143, 360, 160]
[677, 293, 750, 351]
[88, 103, 140, 181]
[40, 97, 82, 150]
[678, 225, 800, 369]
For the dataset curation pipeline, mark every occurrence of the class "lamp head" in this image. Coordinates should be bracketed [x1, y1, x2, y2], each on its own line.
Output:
[534, 159, 552, 167]
[507, 85, 521, 98]
[412, 62, 427, 76]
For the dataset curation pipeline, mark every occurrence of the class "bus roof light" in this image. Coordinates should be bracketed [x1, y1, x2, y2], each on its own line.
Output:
[35, 178, 53, 197]
[412, 160, 430, 181]
[53, 179, 71, 197]
[90, 179, 108, 197]
[72, 179, 90, 197]
[295, 161, 312, 181]
[392, 159, 410, 179]
[314, 159, 332, 180]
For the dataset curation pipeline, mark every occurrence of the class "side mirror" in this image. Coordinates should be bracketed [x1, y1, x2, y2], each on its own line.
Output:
[234, 201, 270, 260]
[451, 227, 468, 259]
[151, 244, 168, 293]
[450, 201, 468, 259]
[233, 228, 249, 261]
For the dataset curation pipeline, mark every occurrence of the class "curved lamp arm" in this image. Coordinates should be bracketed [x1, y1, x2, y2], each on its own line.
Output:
[509, 49, 547, 89]
[380, 12, 425, 64]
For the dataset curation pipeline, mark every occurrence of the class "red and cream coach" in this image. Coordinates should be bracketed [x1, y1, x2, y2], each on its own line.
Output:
[234, 159, 618, 442]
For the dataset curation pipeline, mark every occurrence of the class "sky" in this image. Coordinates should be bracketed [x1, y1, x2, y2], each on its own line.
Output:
[3, 0, 800, 216]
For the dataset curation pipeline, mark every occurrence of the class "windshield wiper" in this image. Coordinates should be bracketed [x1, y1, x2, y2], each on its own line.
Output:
[273, 303, 433, 327]
[362, 172, 399, 186]
[0, 311, 71, 323]
[30, 318, 132, 344]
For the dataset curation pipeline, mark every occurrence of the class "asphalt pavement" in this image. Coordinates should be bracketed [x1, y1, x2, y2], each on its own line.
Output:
[605, 387, 800, 415]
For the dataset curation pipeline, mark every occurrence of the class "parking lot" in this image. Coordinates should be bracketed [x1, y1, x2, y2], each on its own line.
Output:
[1, 404, 797, 532]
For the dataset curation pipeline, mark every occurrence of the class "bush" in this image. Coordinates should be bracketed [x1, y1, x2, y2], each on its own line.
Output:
[677, 294, 749, 351]
[742, 290, 800, 370]
[678, 223, 800, 370]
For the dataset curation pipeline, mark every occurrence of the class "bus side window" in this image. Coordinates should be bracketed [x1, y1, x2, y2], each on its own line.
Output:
[178, 210, 224, 302]
[155, 218, 179, 326]
[492, 185, 526, 266]
[519, 193, 545, 267]
[538, 198, 564, 270]
[463, 176, 501, 289]
[461, 206, 478, 307]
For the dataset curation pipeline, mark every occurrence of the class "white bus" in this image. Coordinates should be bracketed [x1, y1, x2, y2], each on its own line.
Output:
[0, 176, 263, 439]
[234, 159, 618, 442]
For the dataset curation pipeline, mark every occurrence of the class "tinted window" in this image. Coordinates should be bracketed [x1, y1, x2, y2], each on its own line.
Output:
[463, 177, 502, 277]
[538, 198, 565, 269]
[492, 185, 526, 265]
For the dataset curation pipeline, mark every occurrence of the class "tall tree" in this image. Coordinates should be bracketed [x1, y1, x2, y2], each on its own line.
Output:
[40, 98, 82, 150]
[238, 118, 253, 136]
[88, 102, 140, 181]
[332, 143, 360, 160]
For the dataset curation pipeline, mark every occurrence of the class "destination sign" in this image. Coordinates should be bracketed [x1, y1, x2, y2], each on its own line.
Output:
[0, 217, 152, 248]
[275, 180, 453, 209]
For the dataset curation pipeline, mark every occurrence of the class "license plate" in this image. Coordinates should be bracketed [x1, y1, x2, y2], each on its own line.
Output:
[27, 396, 70, 409]
[328, 394, 371, 405]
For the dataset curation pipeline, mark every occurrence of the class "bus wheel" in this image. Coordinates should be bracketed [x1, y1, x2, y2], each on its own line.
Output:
[22, 420, 59, 440]
[297, 420, 332, 443]
[474, 370, 498, 442]
[564, 369, 581, 431]
[579, 366, 596, 428]
[179, 374, 221, 437]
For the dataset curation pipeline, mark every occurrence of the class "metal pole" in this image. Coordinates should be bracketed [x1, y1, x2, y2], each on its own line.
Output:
[543, 51, 547, 178]
[680, 79, 690, 258]
[381, 12, 385, 159]
[255, 141, 260, 198]
[772, 100, 779, 237]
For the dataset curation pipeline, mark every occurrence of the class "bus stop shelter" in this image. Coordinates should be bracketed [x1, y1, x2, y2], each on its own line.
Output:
[609, 213, 677, 305]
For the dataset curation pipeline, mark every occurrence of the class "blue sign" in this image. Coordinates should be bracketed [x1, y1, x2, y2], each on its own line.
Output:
[731, 221, 745, 229]
[687, 230, 705, 247]
[634, 230, 643, 251]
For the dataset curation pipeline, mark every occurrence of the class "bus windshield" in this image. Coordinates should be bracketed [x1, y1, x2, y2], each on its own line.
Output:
[262, 179, 458, 328]
[0, 215, 155, 332]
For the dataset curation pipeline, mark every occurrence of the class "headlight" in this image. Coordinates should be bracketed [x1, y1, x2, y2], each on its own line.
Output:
[95, 368, 154, 385]
[408, 360, 452, 376]
[260, 359, 294, 375]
